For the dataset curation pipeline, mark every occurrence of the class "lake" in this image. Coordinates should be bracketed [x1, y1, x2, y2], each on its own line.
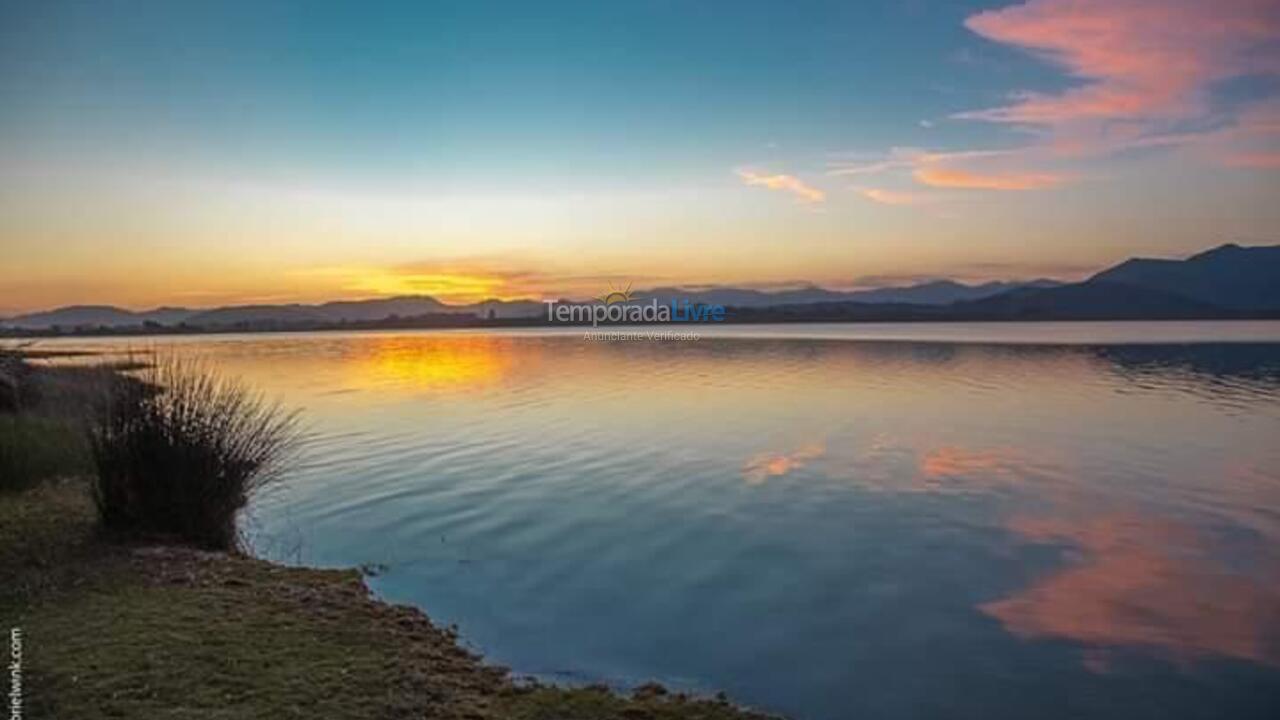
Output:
[43, 322, 1280, 719]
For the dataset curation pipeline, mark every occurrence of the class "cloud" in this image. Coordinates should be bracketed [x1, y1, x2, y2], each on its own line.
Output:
[830, 0, 1280, 190]
[828, 0, 1279, 202]
[913, 165, 1065, 190]
[831, 147, 1063, 192]
[1224, 152, 1280, 168]
[858, 187, 928, 205]
[736, 169, 826, 203]
[827, 147, 928, 177]
[1204, 98, 1280, 166]
[958, 0, 1280, 153]
[292, 261, 670, 304]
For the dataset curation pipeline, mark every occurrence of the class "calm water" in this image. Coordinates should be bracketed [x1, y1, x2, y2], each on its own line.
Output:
[47, 323, 1280, 719]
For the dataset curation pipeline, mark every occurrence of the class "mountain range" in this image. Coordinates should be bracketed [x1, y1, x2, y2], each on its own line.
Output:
[0, 280, 1064, 330]
[3, 243, 1278, 332]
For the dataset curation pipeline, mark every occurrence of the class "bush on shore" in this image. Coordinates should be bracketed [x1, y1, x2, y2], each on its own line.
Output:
[88, 356, 300, 551]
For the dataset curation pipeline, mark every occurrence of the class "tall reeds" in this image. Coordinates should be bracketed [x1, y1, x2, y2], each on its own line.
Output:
[88, 356, 299, 550]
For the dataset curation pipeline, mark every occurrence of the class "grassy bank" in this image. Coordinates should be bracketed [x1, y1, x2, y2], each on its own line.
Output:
[0, 358, 773, 719]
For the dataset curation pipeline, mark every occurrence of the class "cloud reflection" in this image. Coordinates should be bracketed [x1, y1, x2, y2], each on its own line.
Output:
[844, 438, 1065, 496]
[981, 513, 1280, 670]
[742, 441, 826, 486]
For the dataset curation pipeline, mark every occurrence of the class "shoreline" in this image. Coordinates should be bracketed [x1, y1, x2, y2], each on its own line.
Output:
[8, 314, 1280, 342]
[0, 359, 775, 719]
[1, 479, 775, 719]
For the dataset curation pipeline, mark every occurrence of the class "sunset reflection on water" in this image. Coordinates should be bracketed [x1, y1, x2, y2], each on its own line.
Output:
[348, 335, 518, 392]
[42, 328, 1280, 720]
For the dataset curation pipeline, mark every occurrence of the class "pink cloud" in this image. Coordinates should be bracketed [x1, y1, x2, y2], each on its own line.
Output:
[832, 147, 1059, 193]
[961, 0, 1280, 127]
[736, 169, 826, 203]
[858, 187, 928, 205]
[832, 1, 1278, 198]
[913, 165, 1064, 190]
[1224, 152, 1280, 168]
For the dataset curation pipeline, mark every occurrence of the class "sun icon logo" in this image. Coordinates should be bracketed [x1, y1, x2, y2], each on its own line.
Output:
[595, 282, 637, 305]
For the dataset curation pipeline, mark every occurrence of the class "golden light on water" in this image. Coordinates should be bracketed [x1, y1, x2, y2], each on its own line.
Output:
[350, 335, 516, 391]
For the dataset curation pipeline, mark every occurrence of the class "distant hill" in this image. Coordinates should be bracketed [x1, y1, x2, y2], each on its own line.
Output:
[717, 243, 1280, 322]
[0, 296, 545, 330]
[638, 279, 1056, 308]
[184, 304, 329, 327]
[3, 244, 1277, 332]
[4, 305, 141, 329]
[312, 297, 450, 322]
[1, 305, 196, 329]
[0, 279, 1055, 330]
[842, 279, 1061, 305]
[953, 242, 1280, 320]
[956, 281, 1227, 319]
[142, 307, 198, 326]
[1089, 243, 1280, 311]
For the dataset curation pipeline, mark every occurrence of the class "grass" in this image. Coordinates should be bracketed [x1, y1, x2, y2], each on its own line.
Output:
[0, 414, 90, 492]
[1, 482, 774, 720]
[0, 348, 94, 491]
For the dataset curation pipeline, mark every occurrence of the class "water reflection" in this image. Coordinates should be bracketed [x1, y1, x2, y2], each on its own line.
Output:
[917, 446, 1052, 493]
[981, 513, 1280, 670]
[742, 441, 826, 486]
[41, 327, 1280, 720]
[348, 335, 516, 392]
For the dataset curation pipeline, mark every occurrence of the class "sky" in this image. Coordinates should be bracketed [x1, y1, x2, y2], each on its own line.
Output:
[1, 0, 1278, 313]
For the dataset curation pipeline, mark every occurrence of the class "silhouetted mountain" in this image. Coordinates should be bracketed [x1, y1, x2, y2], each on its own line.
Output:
[185, 305, 330, 327]
[312, 297, 451, 322]
[143, 307, 197, 325]
[641, 287, 810, 307]
[2, 279, 1050, 329]
[469, 299, 549, 319]
[956, 281, 1227, 319]
[934, 243, 1279, 319]
[1089, 243, 1280, 311]
[844, 279, 1060, 305]
[639, 279, 1055, 308]
[185, 297, 549, 326]
[4, 243, 1277, 333]
[3, 305, 141, 329]
[0, 305, 202, 329]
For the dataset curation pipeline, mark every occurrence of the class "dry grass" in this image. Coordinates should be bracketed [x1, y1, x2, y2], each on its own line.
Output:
[88, 356, 301, 550]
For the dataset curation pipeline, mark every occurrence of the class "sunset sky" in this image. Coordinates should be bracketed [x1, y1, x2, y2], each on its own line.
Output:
[2, 0, 1278, 313]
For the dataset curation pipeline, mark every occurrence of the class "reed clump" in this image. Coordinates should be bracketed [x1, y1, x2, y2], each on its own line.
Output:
[88, 356, 299, 550]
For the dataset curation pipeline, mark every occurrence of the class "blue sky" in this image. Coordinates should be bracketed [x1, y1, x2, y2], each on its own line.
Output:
[4, 2, 1021, 177]
[1, 0, 1277, 310]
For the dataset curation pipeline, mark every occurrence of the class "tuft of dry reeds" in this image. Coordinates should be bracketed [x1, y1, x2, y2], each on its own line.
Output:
[88, 355, 300, 551]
